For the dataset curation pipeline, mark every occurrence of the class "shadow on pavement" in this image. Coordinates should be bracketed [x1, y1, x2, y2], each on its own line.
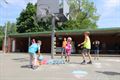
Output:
[12, 57, 29, 62]
[69, 62, 81, 64]
[96, 71, 120, 76]
[21, 65, 31, 69]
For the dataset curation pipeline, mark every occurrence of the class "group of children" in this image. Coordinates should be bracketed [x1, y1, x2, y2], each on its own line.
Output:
[61, 37, 72, 62]
[62, 31, 92, 64]
[28, 31, 100, 69]
[28, 37, 73, 69]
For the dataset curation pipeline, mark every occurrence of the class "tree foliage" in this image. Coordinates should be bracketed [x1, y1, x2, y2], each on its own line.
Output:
[16, 1, 99, 32]
[0, 26, 4, 35]
[0, 21, 17, 35]
[61, 0, 99, 30]
[0, 26, 4, 49]
[0, 21, 17, 49]
[16, 3, 51, 33]
[6, 21, 16, 34]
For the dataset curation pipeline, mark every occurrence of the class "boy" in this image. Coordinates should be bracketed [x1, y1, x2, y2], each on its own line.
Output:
[93, 40, 100, 60]
[78, 31, 92, 64]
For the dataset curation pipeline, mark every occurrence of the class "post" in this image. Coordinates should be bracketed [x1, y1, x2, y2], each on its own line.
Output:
[12, 39, 15, 52]
[51, 15, 56, 59]
[28, 36, 31, 47]
[4, 23, 7, 54]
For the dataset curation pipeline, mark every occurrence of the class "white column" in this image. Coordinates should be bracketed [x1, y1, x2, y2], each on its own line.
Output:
[12, 39, 15, 52]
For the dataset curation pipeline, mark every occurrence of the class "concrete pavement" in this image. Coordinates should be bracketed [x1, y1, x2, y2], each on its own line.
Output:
[0, 53, 120, 80]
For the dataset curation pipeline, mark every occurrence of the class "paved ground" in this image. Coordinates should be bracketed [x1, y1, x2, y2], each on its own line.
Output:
[0, 52, 120, 80]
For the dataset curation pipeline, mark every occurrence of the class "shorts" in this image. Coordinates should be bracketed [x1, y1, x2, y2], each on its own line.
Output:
[62, 48, 66, 54]
[29, 52, 37, 58]
[82, 48, 90, 54]
[94, 49, 99, 54]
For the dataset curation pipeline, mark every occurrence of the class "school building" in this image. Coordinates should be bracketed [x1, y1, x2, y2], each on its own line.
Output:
[2, 28, 120, 54]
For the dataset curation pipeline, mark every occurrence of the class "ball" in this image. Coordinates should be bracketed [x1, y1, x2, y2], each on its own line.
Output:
[38, 55, 44, 61]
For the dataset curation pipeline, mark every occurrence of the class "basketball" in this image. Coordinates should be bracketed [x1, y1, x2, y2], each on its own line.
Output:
[38, 55, 44, 61]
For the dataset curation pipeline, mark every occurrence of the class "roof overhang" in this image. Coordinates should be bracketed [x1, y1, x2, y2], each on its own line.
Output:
[8, 28, 120, 37]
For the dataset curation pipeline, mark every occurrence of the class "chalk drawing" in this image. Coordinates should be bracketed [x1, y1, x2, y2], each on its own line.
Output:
[72, 70, 88, 79]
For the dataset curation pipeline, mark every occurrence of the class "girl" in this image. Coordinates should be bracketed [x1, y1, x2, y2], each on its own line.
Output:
[65, 37, 72, 62]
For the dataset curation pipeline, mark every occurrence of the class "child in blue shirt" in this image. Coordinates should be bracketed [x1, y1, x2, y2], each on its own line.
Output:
[28, 40, 41, 69]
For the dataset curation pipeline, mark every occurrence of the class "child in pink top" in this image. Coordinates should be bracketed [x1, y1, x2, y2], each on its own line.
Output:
[65, 37, 72, 62]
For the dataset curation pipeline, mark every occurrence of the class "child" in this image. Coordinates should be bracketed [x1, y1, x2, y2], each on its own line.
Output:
[37, 40, 42, 65]
[28, 40, 41, 69]
[32, 39, 36, 44]
[61, 38, 67, 59]
[93, 40, 100, 60]
[65, 37, 72, 62]
[78, 31, 92, 64]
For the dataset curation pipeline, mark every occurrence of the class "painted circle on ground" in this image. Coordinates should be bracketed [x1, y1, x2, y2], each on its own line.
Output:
[72, 70, 88, 75]
[72, 70, 88, 79]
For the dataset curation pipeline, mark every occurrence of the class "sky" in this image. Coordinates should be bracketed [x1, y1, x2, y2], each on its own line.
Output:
[0, 0, 120, 28]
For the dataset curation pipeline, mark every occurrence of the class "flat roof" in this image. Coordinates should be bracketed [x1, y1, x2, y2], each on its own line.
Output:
[9, 28, 120, 37]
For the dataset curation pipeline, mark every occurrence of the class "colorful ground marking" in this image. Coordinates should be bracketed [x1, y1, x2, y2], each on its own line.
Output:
[72, 70, 88, 79]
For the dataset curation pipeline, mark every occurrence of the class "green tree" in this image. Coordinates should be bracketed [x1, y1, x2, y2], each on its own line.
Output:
[0, 26, 4, 35]
[0, 26, 4, 49]
[0, 22, 17, 49]
[11, 23, 17, 34]
[6, 21, 11, 34]
[3, 21, 17, 34]
[16, 3, 51, 33]
[61, 0, 99, 30]
[16, 3, 36, 33]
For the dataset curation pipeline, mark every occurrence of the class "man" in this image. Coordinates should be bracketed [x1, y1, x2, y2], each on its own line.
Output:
[61, 38, 67, 58]
[28, 40, 41, 69]
[78, 31, 92, 64]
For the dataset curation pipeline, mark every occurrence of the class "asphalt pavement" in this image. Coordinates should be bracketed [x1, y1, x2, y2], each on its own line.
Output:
[0, 52, 120, 80]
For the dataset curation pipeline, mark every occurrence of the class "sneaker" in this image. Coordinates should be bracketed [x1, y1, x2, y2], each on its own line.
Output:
[30, 65, 33, 68]
[81, 60, 87, 64]
[87, 61, 92, 64]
